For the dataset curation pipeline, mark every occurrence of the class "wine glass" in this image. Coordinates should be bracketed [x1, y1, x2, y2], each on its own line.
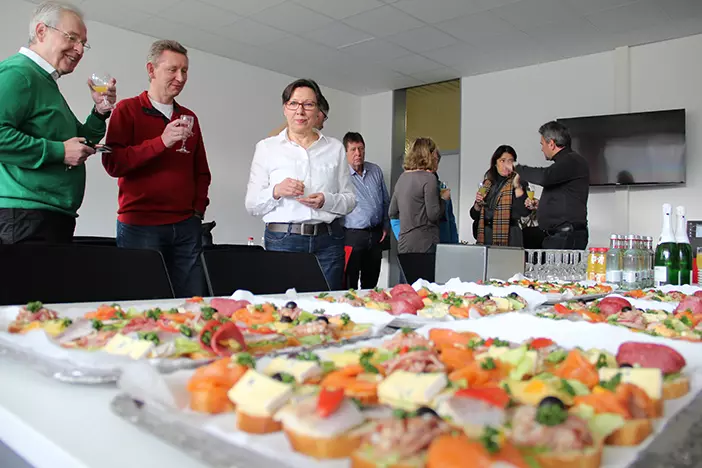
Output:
[478, 182, 488, 196]
[177, 115, 194, 153]
[295, 158, 309, 198]
[90, 72, 113, 109]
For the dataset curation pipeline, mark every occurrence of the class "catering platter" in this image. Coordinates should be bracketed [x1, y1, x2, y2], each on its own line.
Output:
[109, 314, 702, 468]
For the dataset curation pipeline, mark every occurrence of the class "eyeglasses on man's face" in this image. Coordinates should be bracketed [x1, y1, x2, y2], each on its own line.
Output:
[44, 24, 91, 50]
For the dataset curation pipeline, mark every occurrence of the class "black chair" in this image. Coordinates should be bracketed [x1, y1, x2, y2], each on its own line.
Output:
[72, 236, 117, 247]
[202, 249, 329, 296]
[0, 244, 174, 305]
[398, 253, 436, 284]
[203, 244, 264, 252]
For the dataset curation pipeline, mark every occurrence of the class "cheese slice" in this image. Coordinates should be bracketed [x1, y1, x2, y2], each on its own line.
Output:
[263, 357, 322, 383]
[598, 368, 663, 400]
[493, 297, 511, 312]
[585, 349, 617, 368]
[228, 369, 293, 417]
[104, 334, 154, 359]
[327, 351, 361, 368]
[378, 371, 447, 410]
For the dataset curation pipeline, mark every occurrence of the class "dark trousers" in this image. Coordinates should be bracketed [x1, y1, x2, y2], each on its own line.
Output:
[264, 220, 345, 291]
[0, 208, 75, 244]
[542, 224, 589, 250]
[116, 216, 204, 298]
[345, 227, 383, 290]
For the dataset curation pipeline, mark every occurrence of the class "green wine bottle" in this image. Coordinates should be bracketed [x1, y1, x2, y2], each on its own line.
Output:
[675, 206, 693, 285]
[654, 204, 679, 287]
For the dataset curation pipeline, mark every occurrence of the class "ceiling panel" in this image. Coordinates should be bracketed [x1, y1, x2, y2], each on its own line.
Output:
[292, 0, 384, 20]
[586, 0, 670, 34]
[386, 53, 446, 74]
[392, 0, 492, 24]
[490, 0, 581, 30]
[197, 0, 287, 17]
[656, 0, 702, 21]
[303, 22, 374, 49]
[341, 38, 411, 62]
[564, 0, 641, 15]
[436, 10, 515, 44]
[80, 0, 151, 29]
[422, 42, 481, 67]
[343, 5, 424, 37]
[250, 2, 334, 34]
[220, 18, 291, 46]
[158, 0, 241, 30]
[95, 0, 175, 15]
[385, 26, 458, 53]
[409, 67, 461, 84]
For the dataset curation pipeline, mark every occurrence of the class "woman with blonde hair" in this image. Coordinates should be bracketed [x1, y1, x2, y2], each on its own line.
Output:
[389, 137, 445, 254]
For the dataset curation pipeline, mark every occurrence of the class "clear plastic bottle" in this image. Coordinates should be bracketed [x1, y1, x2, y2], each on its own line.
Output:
[605, 235, 623, 286]
[621, 235, 640, 290]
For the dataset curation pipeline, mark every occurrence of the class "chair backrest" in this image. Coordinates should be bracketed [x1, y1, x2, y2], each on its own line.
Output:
[0, 244, 174, 305]
[202, 249, 329, 296]
[203, 244, 264, 252]
[72, 236, 117, 247]
[398, 253, 436, 284]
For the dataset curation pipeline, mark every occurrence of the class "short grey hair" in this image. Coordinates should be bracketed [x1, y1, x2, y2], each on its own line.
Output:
[147, 40, 188, 66]
[539, 120, 571, 148]
[29, 1, 84, 44]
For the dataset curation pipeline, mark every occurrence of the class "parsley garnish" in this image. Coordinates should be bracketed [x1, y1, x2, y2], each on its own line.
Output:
[235, 353, 255, 368]
[560, 379, 576, 397]
[467, 338, 485, 350]
[664, 318, 675, 330]
[535, 403, 567, 426]
[600, 373, 622, 392]
[201, 330, 212, 346]
[400, 327, 414, 335]
[340, 313, 351, 326]
[200, 306, 215, 320]
[317, 292, 329, 298]
[137, 331, 160, 345]
[344, 292, 356, 300]
[61, 318, 73, 327]
[26, 301, 43, 313]
[492, 338, 511, 347]
[481, 357, 497, 370]
[91, 319, 103, 331]
[680, 315, 693, 328]
[479, 426, 501, 454]
[295, 351, 321, 362]
[179, 325, 193, 337]
[278, 372, 296, 384]
[146, 308, 162, 320]
[392, 409, 417, 419]
[595, 353, 609, 369]
[359, 350, 379, 374]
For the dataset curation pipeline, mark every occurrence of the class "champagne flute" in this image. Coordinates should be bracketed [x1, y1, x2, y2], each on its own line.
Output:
[527, 189, 535, 200]
[177, 115, 194, 153]
[90, 72, 113, 109]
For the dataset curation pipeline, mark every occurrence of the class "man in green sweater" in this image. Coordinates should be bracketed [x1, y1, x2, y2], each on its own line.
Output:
[0, 1, 117, 244]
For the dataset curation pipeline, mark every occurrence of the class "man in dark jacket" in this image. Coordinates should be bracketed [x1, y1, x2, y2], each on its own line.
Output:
[514, 121, 589, 249]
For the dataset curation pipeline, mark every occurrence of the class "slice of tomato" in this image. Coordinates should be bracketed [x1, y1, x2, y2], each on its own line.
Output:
[454, 387, 510, 409]
[483, 338, 494, 347]
[242, 326, 277, 335]
[317, 387, 345, 418]
[529, 337, 554, 350]
[199, 320, 223, 350]
[210, 322, 247, 356]
[156, 318, 180, 333]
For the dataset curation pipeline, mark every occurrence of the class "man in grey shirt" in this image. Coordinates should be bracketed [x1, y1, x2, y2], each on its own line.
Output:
[343, 132, 390, 289]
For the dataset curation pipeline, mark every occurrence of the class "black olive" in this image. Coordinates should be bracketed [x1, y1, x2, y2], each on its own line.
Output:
[416, 406, 440, 418]
[538, 396, 565, 410]
[271, 373, 283, 381]
[484, 294, 492, 299]
[619, 363, 633, 368]
[285, 301, 297, 309]
[316, 316, 329, 324]
[528, 285, 536, 290]
[509, 292, 518, 298]
[280, 316, 293, 323]
[620, 307, 632, 312]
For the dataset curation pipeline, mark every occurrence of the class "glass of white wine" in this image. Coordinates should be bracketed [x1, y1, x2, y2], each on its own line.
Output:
[177, 115, 194, 153]
[90, 72, 113, 109]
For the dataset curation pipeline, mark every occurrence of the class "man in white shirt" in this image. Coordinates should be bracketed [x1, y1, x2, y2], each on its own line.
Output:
[245, 79, 356, 290]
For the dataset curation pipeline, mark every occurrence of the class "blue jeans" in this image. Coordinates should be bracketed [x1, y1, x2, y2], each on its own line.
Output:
[264, 222, 345, 291]
[116, 217, 204, 298]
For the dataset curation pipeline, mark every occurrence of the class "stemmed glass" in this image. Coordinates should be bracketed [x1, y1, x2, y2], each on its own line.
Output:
[177, 115, 194, 153]
[90, 72, 113, 109]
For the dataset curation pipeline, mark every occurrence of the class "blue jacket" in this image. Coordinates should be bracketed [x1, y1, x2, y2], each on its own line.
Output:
[391, 180, 458, 243]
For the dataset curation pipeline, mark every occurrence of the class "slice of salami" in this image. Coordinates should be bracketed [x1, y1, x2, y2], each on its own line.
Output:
[209, 298, 251, 317]
[616, 342, 686, 374]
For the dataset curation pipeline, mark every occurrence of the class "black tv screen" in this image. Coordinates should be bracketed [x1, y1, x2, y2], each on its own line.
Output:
[557, 109, 686, 186]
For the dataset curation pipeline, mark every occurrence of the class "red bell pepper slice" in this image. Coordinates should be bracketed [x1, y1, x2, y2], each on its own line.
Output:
[210, 322, 247, 357]
[483, 338, 494, 347]
[553, 303, 572, 315]
[529, 337, 555, 350]
[317, 387, 345, 418]
[454, 387, 510, 409]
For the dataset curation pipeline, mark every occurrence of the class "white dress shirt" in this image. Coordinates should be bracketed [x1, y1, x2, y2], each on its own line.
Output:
[245, 128, 356, 224]
[19, 47, 60, 81]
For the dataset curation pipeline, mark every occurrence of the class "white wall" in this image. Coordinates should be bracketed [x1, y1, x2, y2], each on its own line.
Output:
[0, 0, 361, 244]
[460, 33, 702, 247]
[360, 91, 394, 288]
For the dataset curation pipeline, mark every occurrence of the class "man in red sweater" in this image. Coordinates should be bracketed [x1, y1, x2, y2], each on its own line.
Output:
[103, 40, 211, 297]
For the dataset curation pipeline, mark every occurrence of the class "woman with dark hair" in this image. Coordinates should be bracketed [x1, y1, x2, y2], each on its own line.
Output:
[470, 145, 533, 247]
[245, 78, 356, 290]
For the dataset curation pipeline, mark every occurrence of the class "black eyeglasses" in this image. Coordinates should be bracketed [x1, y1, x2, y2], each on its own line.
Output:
[45, 24, 91, 50]
[285, 100, 317, 111]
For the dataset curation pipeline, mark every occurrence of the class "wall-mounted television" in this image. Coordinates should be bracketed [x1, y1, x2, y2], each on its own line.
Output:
[557, 109, 686, 186]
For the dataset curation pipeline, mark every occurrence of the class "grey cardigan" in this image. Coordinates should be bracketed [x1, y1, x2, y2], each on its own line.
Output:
[388, 171, 444, 254]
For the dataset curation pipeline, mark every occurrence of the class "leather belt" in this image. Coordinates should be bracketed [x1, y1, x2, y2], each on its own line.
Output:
[266, 222, 332, 236]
